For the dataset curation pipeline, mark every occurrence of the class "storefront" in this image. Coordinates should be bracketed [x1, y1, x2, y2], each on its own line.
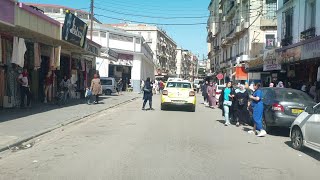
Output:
[0, 2, 63, 108]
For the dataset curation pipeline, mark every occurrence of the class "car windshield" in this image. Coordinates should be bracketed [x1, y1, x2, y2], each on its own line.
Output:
[275, 89, 314, 103]
[167, 82, 191, 89]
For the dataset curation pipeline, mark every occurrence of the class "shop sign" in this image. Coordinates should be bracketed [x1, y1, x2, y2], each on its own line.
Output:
[301, 39, 320, 60]
[263, 49, 281, 71]
[62, 11, 88, 48]
[276, 46, 301, 64]
[245, 57, 263, 70]
[85, 42, 99, 56]
[108, 49, 119, 60]
[0, 0, 14, 25]
[118, 53, 134, 60]
[235, 66, 248, 80]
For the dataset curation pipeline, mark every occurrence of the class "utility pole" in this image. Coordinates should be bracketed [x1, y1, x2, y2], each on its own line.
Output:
[90, 0, 94, 40]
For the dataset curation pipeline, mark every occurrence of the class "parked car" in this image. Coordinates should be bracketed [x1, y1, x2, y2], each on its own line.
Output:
[215, 85, 226, 105]
[259, 88, 316, 132]
[290, 103, 320, 153]
[100, 77, 117, 95]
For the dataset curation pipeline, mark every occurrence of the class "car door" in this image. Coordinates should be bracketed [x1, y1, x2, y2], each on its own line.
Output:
[305, 104, 320, 148]
[262, 89, 274, 123]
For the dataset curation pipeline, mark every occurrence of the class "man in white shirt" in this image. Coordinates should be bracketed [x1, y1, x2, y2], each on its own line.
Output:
[18, 68, 31, 108]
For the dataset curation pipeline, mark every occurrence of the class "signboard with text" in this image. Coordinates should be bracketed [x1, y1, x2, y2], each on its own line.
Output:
[62, 11, 88, 48]
[263, 49, 281, 71]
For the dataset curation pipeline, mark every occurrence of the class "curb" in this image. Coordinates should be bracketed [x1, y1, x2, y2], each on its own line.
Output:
[0, 96, 140, 153]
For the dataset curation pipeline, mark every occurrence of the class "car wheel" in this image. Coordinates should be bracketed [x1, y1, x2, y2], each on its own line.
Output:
[161, 104, 166, 111]
[105, 89, 112, 95]
[262, 117, 271, 133]
[190, 105, 196, 112]
[291, 127, 304, 151]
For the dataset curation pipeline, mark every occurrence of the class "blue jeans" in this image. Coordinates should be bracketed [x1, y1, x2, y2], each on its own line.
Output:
[223, 105, 230, 124]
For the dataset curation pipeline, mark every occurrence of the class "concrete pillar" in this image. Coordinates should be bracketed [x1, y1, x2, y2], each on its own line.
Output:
[131, 57, 141, 92]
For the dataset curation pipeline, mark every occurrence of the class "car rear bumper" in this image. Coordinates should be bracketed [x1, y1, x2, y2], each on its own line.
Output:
[268, 113, 297, 128]
[161, 96, 196, 106]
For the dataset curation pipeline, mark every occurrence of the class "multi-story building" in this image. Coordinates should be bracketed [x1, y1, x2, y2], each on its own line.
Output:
[276, 0, 320, 87]
[110, 24, 177, 76]
[207, 0, 277, 82]
[175, 48, 198, 80]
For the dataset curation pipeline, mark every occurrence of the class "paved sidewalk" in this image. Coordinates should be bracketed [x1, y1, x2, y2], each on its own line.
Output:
[0, 92, 141, 152]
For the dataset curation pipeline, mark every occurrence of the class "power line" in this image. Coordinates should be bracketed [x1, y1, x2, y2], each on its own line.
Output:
[94, 0, 206, 12]
[94, 13, 262, 26]
[94, 7, 209, 19]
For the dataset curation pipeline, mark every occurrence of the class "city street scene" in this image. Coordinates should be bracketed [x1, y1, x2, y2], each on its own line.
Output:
[0, 0, 320, 179]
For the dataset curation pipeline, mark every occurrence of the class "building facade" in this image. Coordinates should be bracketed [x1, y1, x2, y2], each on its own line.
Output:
[275, 0, 320, 88]
[91, 24, 155, 92]
[175, 48, 198, 81]
[110, 24, 177, 77]
[207, 0, 277, 83]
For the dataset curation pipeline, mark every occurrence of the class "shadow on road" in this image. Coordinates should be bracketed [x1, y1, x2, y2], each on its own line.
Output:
[0, 96, 111, 123]
[268, 127, 290, 137]
[162, 107, 193, 113]
[284, 141, 320, 161]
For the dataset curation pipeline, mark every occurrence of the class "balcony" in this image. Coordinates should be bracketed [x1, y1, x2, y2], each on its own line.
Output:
[281, 36, 293, 46]
[300, 27, 316, 41]
[226, 1, 235, 16]
[260, 17, 277, 28]
[226, 28, 235, 39]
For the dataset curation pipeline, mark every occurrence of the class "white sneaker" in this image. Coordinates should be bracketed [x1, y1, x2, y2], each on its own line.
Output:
[248, 130, 255, 135]
[257, 130, 267, 137]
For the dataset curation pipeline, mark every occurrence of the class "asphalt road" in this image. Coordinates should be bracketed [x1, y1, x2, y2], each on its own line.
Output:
[0, 94, 319, 180]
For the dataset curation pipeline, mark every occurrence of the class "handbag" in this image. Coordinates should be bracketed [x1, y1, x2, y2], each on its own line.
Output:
[223, 100, 232, 106]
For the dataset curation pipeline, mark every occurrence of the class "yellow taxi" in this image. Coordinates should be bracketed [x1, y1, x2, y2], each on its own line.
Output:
[161, 81, 196, 112]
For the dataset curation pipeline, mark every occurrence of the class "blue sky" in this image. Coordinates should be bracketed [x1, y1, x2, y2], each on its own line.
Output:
[21, 0, 209, 59]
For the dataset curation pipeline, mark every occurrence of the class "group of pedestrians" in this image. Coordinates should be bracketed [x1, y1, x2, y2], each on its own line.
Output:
[217, 81, 267, 137]
[201, 81, 217, 109]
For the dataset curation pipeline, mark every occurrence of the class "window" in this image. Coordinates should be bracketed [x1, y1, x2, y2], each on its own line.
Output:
[101, 79, 112, 86]
[265, 34, 275, 49]
[135, 38, 141, 44]
[100, 31, 107, 38]
[166, 82, 191, 89]
[282, 8, 294, 38]
[92, 31, 99, 37]
[264, 2, 277, 19]
[307, 1, 316, 28]
[109, 33, 133, 42]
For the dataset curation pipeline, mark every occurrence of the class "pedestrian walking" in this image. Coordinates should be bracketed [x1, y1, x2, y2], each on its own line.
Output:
[18, 67, 31, 108]
[142, 77, 153, 110]
[206, 81, 216, 108]
[222, 81, 234, 126]
[277, 81, 284, 88]
[117, 78, 123, 95]
[202, 81, 209, 105]
[59, 75, 71, 103]
[90, 74, 102, 104]
[235, 84, 250, 126]
[249, 83, 267, 137]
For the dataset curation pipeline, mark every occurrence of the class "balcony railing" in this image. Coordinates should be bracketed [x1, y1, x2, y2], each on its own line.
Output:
[281, 36, 293, 46]
[300, 27, 316, 40]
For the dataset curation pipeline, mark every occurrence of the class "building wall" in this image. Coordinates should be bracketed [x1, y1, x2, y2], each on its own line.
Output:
[176, 48, 182, 76]
[277, 0, 320, 45]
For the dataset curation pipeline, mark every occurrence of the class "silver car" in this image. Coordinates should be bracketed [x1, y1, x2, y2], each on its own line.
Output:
[290, 103, 320, 153]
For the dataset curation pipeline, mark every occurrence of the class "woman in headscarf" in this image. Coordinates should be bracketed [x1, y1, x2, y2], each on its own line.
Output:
[142, 77, 153, 110]
[235, 84, 250, 126]
[249, 83, 267, 137]
[90, 74, 102, 104]
[206, 81, 216, 108]
[277, 81, 284, 88]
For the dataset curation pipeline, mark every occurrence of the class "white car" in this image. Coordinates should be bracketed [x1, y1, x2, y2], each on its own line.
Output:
[290, 103, 320, 153]
[215, 85, 225, 104]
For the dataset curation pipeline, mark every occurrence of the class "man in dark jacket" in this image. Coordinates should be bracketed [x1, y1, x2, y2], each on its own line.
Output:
[142, 77, 154, 110]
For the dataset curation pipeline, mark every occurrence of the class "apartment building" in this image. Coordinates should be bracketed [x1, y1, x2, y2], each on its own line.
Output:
[207, 0, 277, 82]
[276, 0, 320, 87]
[110, 24, 177, 76]
[176, 49, 198, 80]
